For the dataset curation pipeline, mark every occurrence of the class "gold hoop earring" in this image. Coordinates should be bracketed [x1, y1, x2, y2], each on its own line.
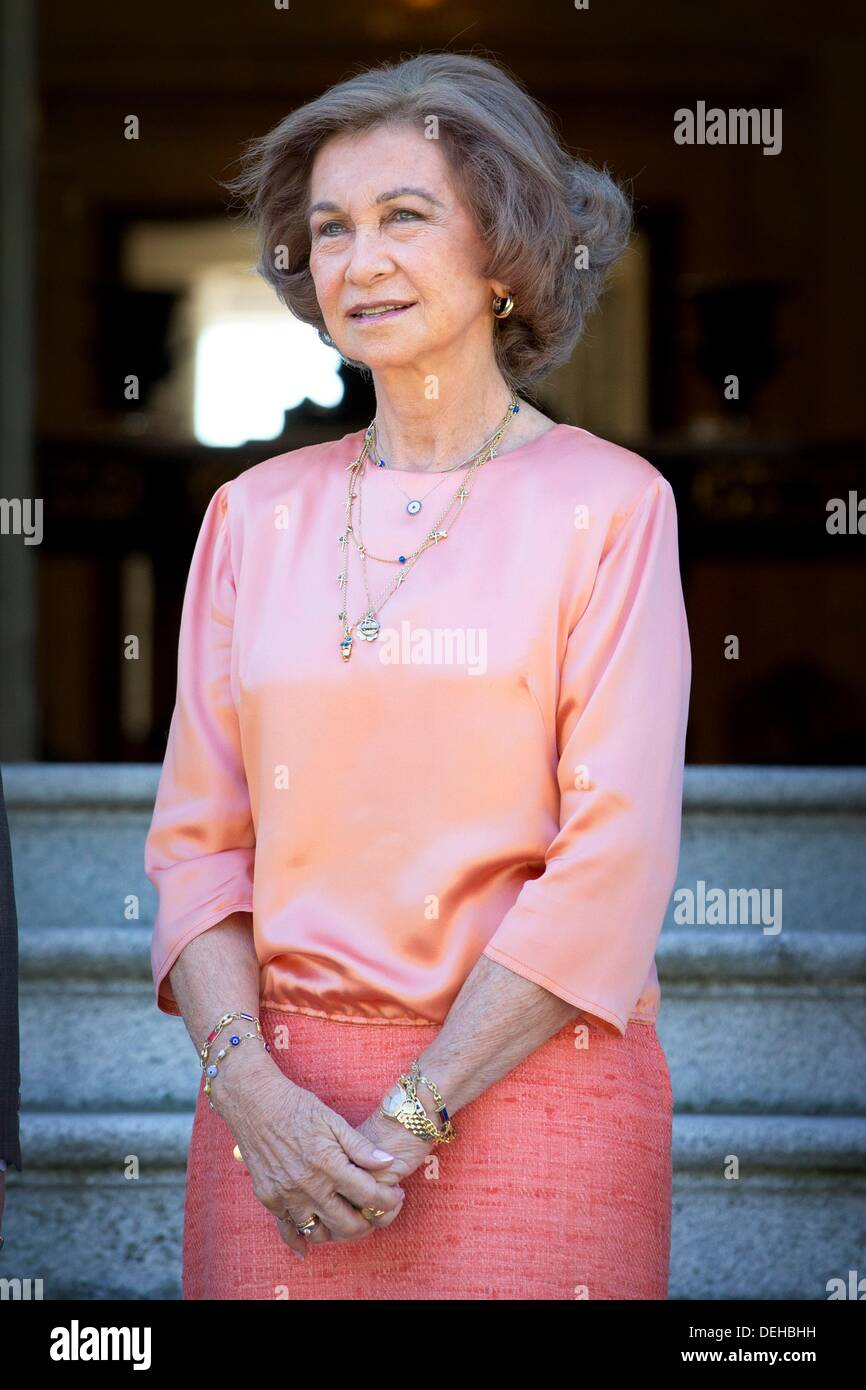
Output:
[492, 293, 515, 319]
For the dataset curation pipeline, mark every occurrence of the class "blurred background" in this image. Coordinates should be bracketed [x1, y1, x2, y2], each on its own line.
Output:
[1, 0, 865, 1303]
[1, 0, 864, 765]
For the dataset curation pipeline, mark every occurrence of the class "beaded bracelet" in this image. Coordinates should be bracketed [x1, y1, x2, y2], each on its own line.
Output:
[200, 1010, 271, 1111]
[203, 1030, 270, 1109]
[199, 1011, 262, 1069]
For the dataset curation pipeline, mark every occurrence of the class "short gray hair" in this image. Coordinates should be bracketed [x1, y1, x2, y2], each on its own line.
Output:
[220, 49, 634, 392]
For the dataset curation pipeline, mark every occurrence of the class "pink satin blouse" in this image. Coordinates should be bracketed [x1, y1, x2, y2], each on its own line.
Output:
[145, 421, 691, 1036]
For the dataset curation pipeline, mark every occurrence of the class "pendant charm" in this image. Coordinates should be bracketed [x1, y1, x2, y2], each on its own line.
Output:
[340, 633, 353, 661]
[406, 499, 422, 515]
[357, 613, 380, 641]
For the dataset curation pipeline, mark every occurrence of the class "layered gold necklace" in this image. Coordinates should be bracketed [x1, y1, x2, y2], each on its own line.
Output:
[337, 394, 520, 661]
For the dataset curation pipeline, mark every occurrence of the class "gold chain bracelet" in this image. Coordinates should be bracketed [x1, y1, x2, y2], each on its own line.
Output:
[378, 1058, 456, 1144]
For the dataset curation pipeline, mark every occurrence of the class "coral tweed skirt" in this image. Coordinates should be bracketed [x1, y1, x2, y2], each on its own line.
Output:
[182, 1005, 673, 1300]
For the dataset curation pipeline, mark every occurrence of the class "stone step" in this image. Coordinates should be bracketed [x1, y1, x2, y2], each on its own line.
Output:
[4, 764, 866, 934]
[2, 1113, 863, 1301]
[16, 925, 866, 1112]
[3, 762, 865, 1300]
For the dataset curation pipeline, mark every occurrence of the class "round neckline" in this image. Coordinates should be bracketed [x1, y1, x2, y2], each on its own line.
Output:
[346, 421, 569, 476]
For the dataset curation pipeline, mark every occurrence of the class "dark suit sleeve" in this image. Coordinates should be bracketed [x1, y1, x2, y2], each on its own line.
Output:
[0, 767, 22, 1172]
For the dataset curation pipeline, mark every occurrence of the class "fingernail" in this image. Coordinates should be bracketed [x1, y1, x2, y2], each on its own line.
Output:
[372, 1148, 395, 1160]
[291, 1248, 305, 1261]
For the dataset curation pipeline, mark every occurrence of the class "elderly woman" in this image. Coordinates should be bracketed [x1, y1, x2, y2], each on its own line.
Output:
[145, 50, 690, 1301]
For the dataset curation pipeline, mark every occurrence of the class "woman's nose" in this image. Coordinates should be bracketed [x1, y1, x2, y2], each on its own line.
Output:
[344, 227, 395, 278]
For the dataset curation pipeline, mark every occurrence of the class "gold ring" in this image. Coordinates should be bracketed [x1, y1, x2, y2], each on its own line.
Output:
[297, 1214, 320, 1237]
[360, 1206, 387, 1221]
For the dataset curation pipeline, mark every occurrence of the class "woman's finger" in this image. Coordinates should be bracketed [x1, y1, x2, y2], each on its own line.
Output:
[333, 1113, 402, 1174]
[321, 1115, 409, 1210]
[273, 1206, 330, 1256]
[295, 1177, 401, 1244]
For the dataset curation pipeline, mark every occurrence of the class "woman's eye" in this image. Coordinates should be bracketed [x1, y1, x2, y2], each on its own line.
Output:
[315, 209, 422, 238]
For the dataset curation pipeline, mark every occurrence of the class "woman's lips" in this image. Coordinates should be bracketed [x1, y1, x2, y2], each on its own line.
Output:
[348, 304, 415, 324]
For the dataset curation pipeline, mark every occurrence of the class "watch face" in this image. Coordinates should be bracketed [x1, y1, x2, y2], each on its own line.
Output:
[382, 1084, 404, 1117]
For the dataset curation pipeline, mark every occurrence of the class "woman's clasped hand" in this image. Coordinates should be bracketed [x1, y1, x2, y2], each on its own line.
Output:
[213, 1054, 435, 1261]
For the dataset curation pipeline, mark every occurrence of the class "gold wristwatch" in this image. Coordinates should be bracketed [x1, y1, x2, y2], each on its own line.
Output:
[378, 1059, 456, 1144]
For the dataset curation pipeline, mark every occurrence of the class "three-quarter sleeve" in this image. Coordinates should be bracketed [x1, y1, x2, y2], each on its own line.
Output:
[482, 473, 691, 1037]
[145, 480, 255, 1016]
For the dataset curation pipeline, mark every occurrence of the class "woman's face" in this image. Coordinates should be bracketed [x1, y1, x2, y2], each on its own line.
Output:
[307, 123, 504, 370]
